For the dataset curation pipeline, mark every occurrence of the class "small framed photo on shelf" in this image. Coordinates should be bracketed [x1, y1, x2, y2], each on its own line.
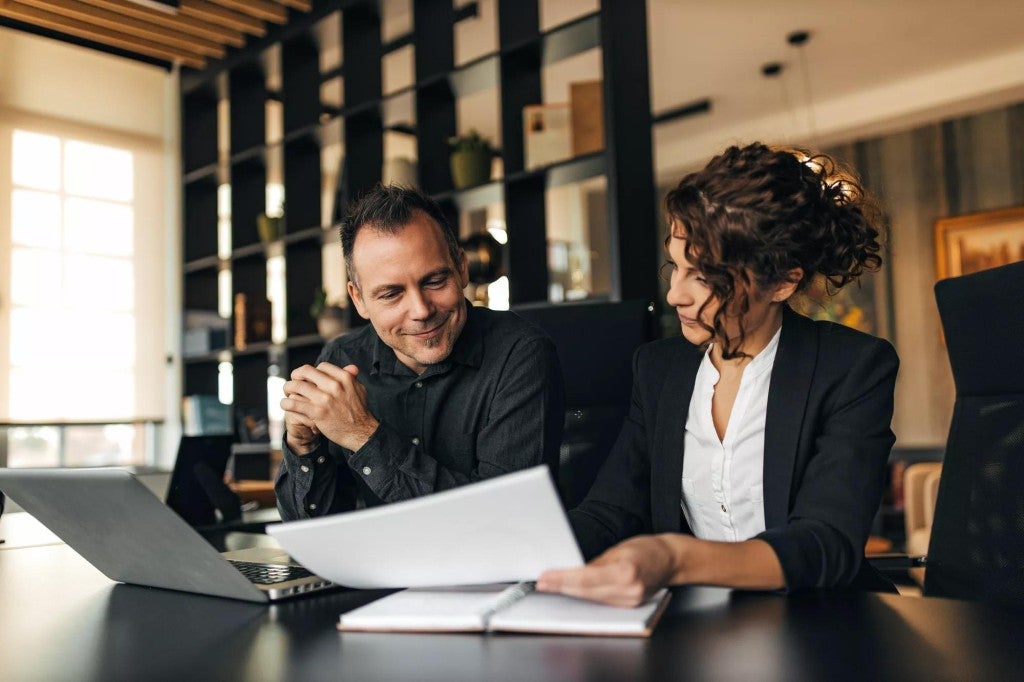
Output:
[523, 103, 571, 170]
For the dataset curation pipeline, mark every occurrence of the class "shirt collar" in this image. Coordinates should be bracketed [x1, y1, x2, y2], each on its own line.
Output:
[370, 300, 484, 377]
[699, 319, 784, 384]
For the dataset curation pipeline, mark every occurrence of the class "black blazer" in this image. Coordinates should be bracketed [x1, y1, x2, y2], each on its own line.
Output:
[569, 306, 899, 591]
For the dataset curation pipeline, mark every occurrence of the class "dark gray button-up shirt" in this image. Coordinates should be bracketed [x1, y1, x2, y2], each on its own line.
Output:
[275, 304, 564, 520]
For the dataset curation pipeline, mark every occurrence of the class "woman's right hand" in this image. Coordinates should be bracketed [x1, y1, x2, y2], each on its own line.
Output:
[535, 535, 678, 607]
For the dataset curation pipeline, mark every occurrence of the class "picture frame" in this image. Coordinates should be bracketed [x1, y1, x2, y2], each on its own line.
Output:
[934, 205, 1024, 280]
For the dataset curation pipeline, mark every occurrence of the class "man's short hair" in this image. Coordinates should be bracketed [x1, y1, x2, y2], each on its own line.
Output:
[341, 184, 460, 286]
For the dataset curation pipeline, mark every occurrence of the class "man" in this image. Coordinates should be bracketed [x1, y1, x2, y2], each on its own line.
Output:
[275, 185, 564, 520]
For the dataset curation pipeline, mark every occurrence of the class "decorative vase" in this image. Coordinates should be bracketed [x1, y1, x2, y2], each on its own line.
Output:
[450, 149, 491, 189]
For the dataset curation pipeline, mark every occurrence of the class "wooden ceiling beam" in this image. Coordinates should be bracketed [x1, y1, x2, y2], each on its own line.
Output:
[78, 0, 246, 48]
[0, 0, 207, 67]
[179, 0, 265, 36]
[207, 0, 287, 25]
[15, 0, 225, 57]
[275, 0, 312, 11]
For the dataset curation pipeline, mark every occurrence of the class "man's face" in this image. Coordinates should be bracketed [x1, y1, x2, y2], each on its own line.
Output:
[348, 211, 469, 374]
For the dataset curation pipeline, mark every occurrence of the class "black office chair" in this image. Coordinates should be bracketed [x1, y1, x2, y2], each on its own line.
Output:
[512, 300, 658, 508]
[923, 261, 1024, 602]
[166, 435, 243, 528]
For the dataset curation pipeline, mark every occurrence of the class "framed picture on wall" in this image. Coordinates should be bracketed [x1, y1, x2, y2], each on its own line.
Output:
[934, 206, 1024, 280]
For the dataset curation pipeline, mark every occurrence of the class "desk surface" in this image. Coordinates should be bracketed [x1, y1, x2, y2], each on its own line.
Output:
[2, 539, 1023, 681]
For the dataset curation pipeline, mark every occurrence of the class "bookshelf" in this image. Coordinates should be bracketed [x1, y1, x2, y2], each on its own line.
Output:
[179, 0, 659, 432]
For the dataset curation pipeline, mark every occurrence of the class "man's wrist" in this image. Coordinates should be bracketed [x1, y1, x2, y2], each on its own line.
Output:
[341, 418, 380, 453]
[285, 433, 323, 456]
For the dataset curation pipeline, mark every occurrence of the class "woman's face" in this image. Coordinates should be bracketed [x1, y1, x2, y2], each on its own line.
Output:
[663, 233, 718, 347]
[663, 230, 786, 351]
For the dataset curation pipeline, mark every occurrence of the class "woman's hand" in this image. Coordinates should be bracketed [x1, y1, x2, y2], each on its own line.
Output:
[536, 534, 785, 606]
[535, 535, 681, 607]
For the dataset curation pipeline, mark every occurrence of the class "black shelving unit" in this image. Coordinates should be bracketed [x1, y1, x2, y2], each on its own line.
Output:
[179, 0, 659, 431]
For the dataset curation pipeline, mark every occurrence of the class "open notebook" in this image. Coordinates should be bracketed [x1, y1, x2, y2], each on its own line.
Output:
[337, 583, 671, 638]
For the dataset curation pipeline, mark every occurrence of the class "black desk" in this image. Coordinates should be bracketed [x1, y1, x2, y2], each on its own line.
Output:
[2, 541, 1024, 681]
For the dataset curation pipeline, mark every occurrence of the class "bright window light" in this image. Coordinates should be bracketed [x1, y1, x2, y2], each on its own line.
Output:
[64, 254, 134, 311]
[65, 140, 133, 202]
[12, 131, 60, 191]
[10, 248, 62, 306]
[12, 189, 61, 247]
[8, 129, 137, 422]
[65, 198, 133, 256]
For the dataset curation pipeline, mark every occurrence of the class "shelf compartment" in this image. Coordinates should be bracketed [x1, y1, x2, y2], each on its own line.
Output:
[505, 151, 605, 189]
[229, 60, 267, 155]
[284, 238, 323, 339]
[184, 179, 220, 262]
[432, 181, 503, 213]
[230, 156, 267, 251]
[182, 84, 219, 173]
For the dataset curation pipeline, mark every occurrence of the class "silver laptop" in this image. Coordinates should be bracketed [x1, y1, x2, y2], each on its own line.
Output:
[0, 467, 335, 603]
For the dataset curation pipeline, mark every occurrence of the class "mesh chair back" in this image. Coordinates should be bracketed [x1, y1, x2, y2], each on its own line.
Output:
[512, 300, 657, 507]
[925, 261, 1024, 602]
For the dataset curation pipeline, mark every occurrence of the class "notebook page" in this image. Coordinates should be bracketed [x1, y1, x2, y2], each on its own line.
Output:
[338, 584, 520, 632]
[487, 589, 671, 636]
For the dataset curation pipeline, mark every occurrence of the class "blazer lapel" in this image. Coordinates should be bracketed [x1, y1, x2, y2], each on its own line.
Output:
[763, 306, 818, 530]
[651, 346, 702, 533]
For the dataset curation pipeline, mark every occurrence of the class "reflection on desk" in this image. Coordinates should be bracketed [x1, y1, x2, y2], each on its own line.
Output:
[2, 541, 1024, 680]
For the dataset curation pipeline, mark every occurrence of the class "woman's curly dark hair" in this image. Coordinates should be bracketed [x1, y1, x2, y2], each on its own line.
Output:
[664, 142, 885, 358]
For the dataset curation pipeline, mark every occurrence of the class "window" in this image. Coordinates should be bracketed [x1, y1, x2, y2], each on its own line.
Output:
[3, 128, 161, 467]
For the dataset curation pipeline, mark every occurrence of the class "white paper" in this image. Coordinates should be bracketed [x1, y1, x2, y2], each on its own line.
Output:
[266, 466, 584, 589]
[338, 584, 514, 631]
[488, 589, 670, 635]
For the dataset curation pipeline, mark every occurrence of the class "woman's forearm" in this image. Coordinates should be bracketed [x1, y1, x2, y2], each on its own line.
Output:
[661, 535, 786, 590]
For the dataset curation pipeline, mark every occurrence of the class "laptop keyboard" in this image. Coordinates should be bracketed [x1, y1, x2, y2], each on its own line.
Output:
[229, 560, 315, 585]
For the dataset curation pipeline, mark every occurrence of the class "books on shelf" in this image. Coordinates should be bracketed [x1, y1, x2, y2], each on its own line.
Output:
[182, 309, 229, 357]
[182, 395, 232, 436]
[233, 293, 272, 350]
[338, 583, 671, 637]
[570, 80, 604, 156]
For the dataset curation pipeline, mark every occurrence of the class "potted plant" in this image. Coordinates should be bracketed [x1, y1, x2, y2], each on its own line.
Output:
[310, 287, 347, 339]
[448, 129, 494, 189]
[257, 213, 282, 244]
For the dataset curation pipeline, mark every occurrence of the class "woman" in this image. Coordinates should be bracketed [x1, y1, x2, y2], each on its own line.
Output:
[537, 143, 898, 606]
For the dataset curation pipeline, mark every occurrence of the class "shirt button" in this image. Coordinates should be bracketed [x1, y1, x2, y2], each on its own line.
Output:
[309, 503, 318, 511]
[415, 381, 423, 389]
[300, 465, 310, 473]
[317, 456, 326, 464]
[720, 504, 727, 513]
[411, 437, 420, 445]
[362, 466, 372, 476]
